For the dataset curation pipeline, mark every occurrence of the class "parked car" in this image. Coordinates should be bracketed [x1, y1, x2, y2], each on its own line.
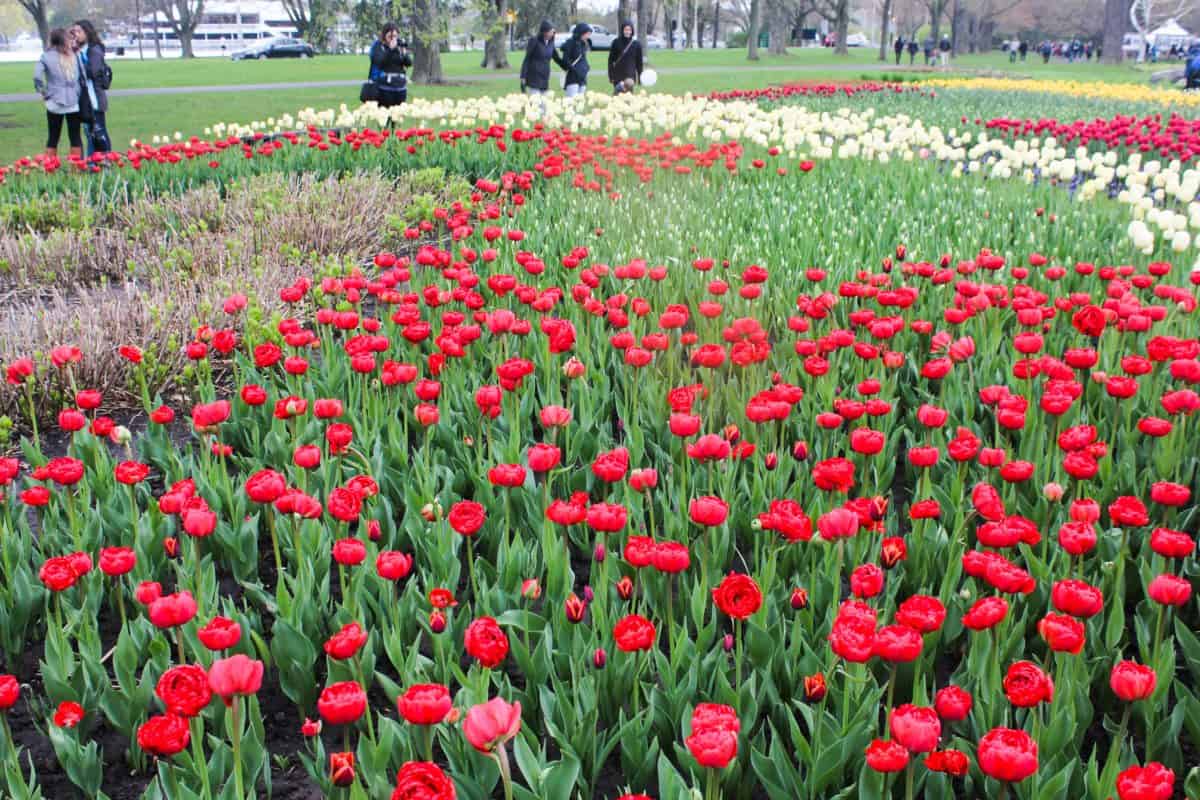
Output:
[845, 32, 870, 47]
[644, 34, 667, 49]
[232, 38, 316, 60]
[554, 25, 616, 50]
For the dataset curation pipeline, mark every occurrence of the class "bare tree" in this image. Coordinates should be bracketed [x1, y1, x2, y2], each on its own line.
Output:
[747, 0, 762, 57]
[921, 0, 949, 42]
[16, 0, 49, 48]
[878, 0, 894, 59]
[480, 0, 509, 68]
[409, 0, 446, 82]
[814, 0, 850, 53]
[156, 0, 205, 57]
[1102, 0, 1128, 61]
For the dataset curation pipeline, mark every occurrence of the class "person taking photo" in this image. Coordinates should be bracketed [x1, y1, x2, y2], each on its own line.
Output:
[367, 23, 412, 108]
[608, 21, 643, 94]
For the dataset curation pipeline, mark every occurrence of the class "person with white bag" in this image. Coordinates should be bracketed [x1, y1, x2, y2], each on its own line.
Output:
[559, 23, 591, 98]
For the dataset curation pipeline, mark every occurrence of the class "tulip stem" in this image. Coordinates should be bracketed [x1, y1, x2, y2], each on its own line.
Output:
[267, 512, 283, 583]
[467, 538, 479, 604]
[705, 767, 719, 800]
[734, 618, 743, 701]
[883, 663, 897, 734]
[423, 725, 435, 763]
[176, 629, 187, 666]
[495, 745, 514, 800]
[905, 761, 915, 800]
[190, 716, 211, 800]
[230, 698, 245, 799]
[24, 384, 40, 454]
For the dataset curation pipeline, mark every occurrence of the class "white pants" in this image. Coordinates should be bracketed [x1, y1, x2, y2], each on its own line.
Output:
[939, 51, 949, 66]
[565, 83, 586, 98]
[525, 86, 547, 115]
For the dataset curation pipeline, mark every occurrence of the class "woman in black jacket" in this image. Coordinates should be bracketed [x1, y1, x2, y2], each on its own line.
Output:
[72, 20, 110, 154]
[519, 21, 562, 95]
[559, 23, 591, 97]
[607, 21, 643, 93]
[368, 22, 412, 108]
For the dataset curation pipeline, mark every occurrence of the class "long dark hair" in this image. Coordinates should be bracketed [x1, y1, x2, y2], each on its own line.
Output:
[48, 28, 70, 55]
[379, 22, 400, 41]
[74, 19, 103, 47]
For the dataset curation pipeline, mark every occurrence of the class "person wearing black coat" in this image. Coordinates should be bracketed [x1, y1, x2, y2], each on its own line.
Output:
[893, 36, 904, 65]
[72, 20, 110, 154]
[520, 21, 562, 94]
[906, 39, 918, 63]
[560, 23, 591, 97]
[608, 22, 643, 93]
[368, 22, 412, 108]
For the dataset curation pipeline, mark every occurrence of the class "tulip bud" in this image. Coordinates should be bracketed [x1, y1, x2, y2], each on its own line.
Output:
[594, 543, 606, 563]
[582, 585, 594, 604]
[592, 648, 607, 669]
[301, 718, 322, 737]
[563, 357, 586, 379]
[330, 752, 355, 787]
[420, 502, 442, 522]
[790, 587, 808, 610]
[750, 517, 763, 531]
[111, 425, 132, 445]
[764, 452, 778, 471]
[723, 634, 734, 652]
[463, 436, 475, 447]
[615, 575, 634, 601]
[429, 610, 447, 633]
[521, 578, 541, 600]
[1043, 482, 1064, 502]
[723, 424, 740, 443]
[564, 593, 586, 623]
[880, 537, 907, 569]
[366, 520, 381, 541]
[804, 673, 827, 702]
[163, 537, 179, 559]
[791, 440, 809, 462]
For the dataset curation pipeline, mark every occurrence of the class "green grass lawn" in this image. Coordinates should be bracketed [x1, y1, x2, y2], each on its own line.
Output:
[0, 44, 1183, 165]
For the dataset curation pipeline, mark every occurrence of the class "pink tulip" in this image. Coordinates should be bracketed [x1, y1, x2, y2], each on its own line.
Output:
[207, 654, 264, 706]
[463, 697, 522, 753]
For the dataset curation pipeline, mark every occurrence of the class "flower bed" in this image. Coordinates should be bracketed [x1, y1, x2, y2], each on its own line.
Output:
[0, 86, 1198, 800]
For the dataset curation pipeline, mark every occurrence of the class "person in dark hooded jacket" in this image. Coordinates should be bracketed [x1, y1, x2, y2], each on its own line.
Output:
[520, 21, 563, 94]
[608, 21, 643, 93]
[560, 23, 592, 97]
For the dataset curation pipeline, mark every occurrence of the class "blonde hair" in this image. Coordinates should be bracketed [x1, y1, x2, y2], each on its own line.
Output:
[49, 28, 77, 81]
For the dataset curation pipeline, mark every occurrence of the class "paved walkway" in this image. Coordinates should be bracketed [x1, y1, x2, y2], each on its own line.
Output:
[0, 62, 909, 104]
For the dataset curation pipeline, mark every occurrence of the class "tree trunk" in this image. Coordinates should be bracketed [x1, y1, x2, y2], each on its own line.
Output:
[834, 0, 848, 55]
[877, 0, 893, 60]
[1102, 0, 1125, 63]
[411, 0, 444, 82]
[482, 0, 509, 68]
[768, 0, 788, 54]
[180, 30, 194, 57]
[712, 0, 719, 46]
[690, 0, 699, 47]
[618, 0, 631, 25]
[747, 0, 761, 59]
[36, 13, 50, 49]
[638, 0, 651, 40]
[135, 0, 144, 58]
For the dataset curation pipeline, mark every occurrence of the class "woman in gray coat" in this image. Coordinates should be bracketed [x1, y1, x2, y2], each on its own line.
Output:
[73, 20, 110, 154]
[32, 28, 82, 161]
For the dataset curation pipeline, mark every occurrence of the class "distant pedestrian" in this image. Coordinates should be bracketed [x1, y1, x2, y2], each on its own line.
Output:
[72, 20, 110, 155]
[1008, 39, 1017, 62]
[519, 20, 559, 96]
[907, 39, 918, 64]
[894, 36, 904, 65]
[608, 21, 643, 94]
[1019, 40, 1028, 61]
[938, 36, 951, 66]
[923, 37, 934, 65]
[1040, 40, 1051, 63]
[366, 22, 412, 109]
[560, 23, 592, 98]
[33, 28, 82, 162]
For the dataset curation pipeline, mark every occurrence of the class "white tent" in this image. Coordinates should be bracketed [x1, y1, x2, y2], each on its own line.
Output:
[1148, 19, 1190, 48]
